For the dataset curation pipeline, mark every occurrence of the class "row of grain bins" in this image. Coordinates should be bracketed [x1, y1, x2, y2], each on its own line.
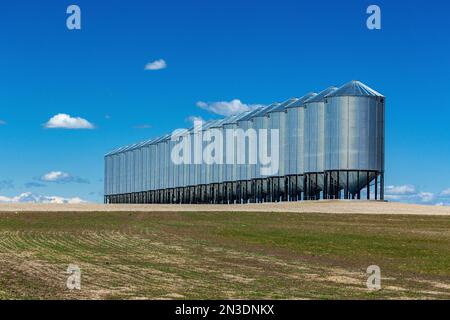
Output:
[104, 80, 385, 204]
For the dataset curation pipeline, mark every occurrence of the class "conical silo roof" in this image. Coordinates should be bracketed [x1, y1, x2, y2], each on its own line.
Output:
[220, 114, 239, 126]
[230, 110, 252, 123]
[285, 92, 317, 109]
[141, 136, 161, 147]
[130, 140, 148, 151]
[150, 135, 166, 145]
[326, 80, 384, 98]
[305, 86, 338, 103]
[269, 97, 299, 113]
[121, 143, 139, 152]
[221, 110, 251, 125]
[160, 133, 172, 142]
[251, 103, 280, 118]
[237, 106, 264, 122]
[202, 119, 227, 131]
[106, 145, 129, 156]
[210, 115, 234, 128]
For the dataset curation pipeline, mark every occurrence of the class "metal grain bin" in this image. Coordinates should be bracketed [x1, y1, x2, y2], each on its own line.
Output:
[199, 120, 218, 186]
[236, 107, 264, 182]
[181, 126, 193, 188]
[225, 111, 252, 202]
[190, 121, 204, 187]
[267, 98, 298, 178]
[325, 80, 385, 194]
[221, 114, 240, 183]
[104, 155, 112, 196]
[304, 87, 337, 190]
[251, 103, 280, 179]
[150, 137, 160, 190]
[141, 138, 157, 191]
[122, 144, 135, 194]
[118, 151, 125, 195]
[208, 117, 232, 184]
[161, 135, 171, 190]
[285, 93, 317, 177]
[150, 136, 163, 191]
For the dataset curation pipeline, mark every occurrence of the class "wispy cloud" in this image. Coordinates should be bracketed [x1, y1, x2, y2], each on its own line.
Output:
[0, 120, 6, 125]
[385, 184, 450, 206]
[145, 59, 167, 71]
[44, 113, 94, 129]
[196, 99, 264, 117]
[0, 192, 86, 204]
[39, 171, 89, 184]
[418, 192, 435, 203]
[385, 185, 416, 195]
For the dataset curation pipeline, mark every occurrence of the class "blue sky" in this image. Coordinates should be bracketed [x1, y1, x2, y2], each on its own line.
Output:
[0, 0, 449, 204]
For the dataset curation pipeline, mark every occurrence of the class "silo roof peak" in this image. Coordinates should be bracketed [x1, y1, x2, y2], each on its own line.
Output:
[251, 102, 280, 118]
[305, 86, 338, 103]
[268, 97, 299, 113]
[237, 106, 264, 122]
[286, 92, 317, 108]
[326, 80, 384, 98]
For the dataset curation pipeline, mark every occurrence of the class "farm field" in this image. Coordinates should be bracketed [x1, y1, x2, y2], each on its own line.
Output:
[0, 203, 449, 299]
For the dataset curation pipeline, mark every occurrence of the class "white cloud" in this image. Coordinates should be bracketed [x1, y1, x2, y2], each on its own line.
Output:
[385, 185, 416, 195]
[196, 99, 265, 117]
[440, 188, 450, 196]
[42, 171, 70, 182]
[40, 171, 89, 184]
[44, 113, 94, 129]
[0, 192, 86, 204]
[145, 59, 167, 70]
[384, 184, 444, 205]
[418, 192, 435, 203]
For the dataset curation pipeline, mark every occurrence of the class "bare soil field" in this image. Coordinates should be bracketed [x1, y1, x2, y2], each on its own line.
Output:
[1, 200, 450, 215]
[0, 202, 449, 299]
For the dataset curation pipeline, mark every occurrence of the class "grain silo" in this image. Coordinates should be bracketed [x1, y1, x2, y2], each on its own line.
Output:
[250, 103, 280, 202]
[104, 80, 385, 204]
[285, 92, 317, 201]
[324, 80, 385, 200]
[236, 107, 264, 203]
[266, 98, 298, 202]
[304, 86, 338, 200]
[222, 111, 251, 204]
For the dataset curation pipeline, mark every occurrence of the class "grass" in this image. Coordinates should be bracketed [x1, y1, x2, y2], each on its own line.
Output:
[0, 211, 449, 299]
